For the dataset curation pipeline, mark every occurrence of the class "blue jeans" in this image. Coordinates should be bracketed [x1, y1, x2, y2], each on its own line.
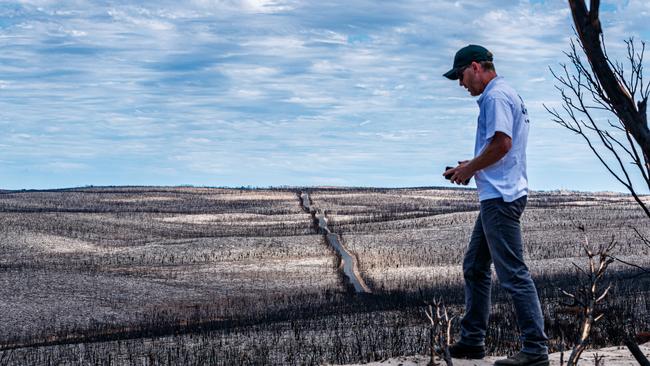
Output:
[460, 196, 548, 355]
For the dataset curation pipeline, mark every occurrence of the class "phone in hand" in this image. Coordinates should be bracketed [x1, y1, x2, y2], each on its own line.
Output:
[445, 166, 471, 185]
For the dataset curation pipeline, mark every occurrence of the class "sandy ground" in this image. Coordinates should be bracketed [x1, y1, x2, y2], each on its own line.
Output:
[334, 342, 650, 365]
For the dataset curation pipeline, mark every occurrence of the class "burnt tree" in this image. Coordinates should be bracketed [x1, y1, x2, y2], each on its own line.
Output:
[547, 1, 650, 363]
[546, 0, 650, 218]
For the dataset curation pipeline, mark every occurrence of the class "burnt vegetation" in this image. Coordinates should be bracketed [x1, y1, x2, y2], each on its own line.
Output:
[0, 186, 648, 365]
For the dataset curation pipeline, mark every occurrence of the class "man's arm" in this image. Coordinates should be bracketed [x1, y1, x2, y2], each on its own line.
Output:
[444, 131, 512, 185]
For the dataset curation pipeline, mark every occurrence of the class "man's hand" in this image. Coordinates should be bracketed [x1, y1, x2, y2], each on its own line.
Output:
[443, 160, 474, 185]
[443, 132, 512, 185]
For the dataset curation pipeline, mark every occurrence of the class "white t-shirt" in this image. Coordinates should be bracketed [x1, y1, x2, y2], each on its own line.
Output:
[474, 76, 530, 202]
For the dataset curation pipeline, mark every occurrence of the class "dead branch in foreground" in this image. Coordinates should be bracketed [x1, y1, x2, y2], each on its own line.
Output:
[560, 236, 615, 366]
[424, 299, 455, 366]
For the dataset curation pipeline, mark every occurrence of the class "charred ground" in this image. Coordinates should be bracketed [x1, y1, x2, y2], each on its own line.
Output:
[0, 187, 648, 365]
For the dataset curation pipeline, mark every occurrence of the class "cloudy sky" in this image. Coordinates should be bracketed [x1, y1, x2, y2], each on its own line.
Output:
[1, 0, 649, 192]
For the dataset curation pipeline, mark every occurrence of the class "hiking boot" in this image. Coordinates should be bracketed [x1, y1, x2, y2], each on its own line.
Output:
[494, 351, 549, 366]
[448, 342, 485, 359]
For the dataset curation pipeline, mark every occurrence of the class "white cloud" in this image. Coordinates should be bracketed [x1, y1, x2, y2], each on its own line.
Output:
[242, 0, 296, 13]
[234, 89, 265, 99]
[107, 8, 175, 31]
[310, 60, 346, 73]
[285, 96, 338, 106]
[189, 0, 297, 13]
[241, 36, 305, 53]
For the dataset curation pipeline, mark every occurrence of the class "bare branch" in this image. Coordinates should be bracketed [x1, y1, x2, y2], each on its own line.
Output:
[549, 28, 650, 219]
[610, 255, 650, 275]
[424, 300, 454, 366]
[562, 233, 614, 366]
[631, 226, 650, 249]
[568, 0, 650, 169]
[595, 284, 611, 303]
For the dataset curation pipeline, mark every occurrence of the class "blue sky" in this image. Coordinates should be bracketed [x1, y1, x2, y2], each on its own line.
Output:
[1, 0, 649, 192]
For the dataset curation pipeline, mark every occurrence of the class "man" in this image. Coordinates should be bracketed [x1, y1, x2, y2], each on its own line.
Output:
[442, 45, 549, 366]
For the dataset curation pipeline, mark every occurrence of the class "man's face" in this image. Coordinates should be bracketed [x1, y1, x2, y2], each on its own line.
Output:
[458, 62, 482, 96]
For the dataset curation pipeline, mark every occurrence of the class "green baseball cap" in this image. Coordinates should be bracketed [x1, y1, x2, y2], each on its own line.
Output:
[443, 44, 493, 80]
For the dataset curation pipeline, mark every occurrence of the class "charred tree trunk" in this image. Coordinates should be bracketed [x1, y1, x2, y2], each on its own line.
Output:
[623, 338, 650, 366]
[569, 0, 650, 167]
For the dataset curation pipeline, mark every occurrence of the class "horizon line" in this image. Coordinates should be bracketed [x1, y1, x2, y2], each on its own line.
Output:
[0, 184, 643, 196]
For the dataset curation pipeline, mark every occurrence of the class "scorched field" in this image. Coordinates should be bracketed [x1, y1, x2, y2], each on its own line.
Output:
[0, 186, 648, 365]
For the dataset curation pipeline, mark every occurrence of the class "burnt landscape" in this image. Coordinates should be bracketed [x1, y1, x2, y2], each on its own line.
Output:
[0, 186, 649, 365]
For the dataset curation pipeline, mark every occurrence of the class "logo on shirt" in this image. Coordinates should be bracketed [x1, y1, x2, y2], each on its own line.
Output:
[518, 95, 530, 124]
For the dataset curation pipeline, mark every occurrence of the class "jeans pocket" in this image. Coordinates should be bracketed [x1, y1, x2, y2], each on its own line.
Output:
[497, 197, 525, 221]
[511, 196, 526, 217]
